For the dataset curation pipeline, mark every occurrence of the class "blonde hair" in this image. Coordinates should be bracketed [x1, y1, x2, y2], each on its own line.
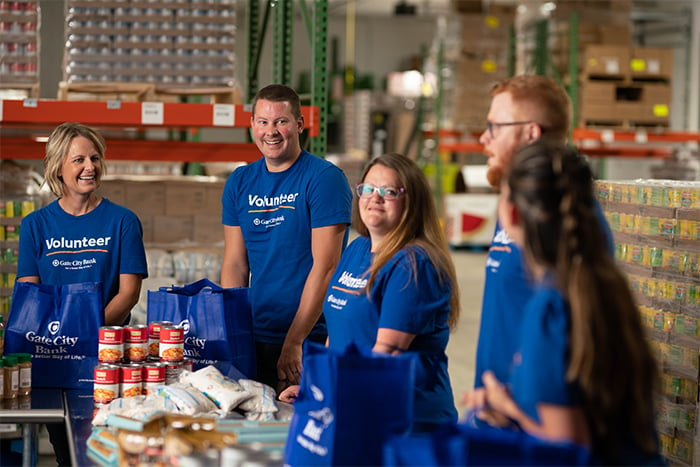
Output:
[43, 122, 107, 197]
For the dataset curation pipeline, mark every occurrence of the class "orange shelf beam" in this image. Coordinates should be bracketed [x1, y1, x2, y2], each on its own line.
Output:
[0, 137, 261, 163]
[572, 128, 700, 143]
[0, 99, 319, 136]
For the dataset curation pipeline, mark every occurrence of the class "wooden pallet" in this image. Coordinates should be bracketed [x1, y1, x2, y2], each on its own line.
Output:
[0, 82, 39, 99]
[57, 81, 156, 102]
[153, 86, 242, 104]
[56, 81, 241, 104]
[580, 119, 670, 130]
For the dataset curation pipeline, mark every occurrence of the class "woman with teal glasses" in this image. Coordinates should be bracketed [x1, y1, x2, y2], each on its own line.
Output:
[280, 152, 461, 432]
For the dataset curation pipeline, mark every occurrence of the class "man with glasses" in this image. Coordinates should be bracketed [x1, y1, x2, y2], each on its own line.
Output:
[464, 75, 612, 424]
[221, 84, 352, 393]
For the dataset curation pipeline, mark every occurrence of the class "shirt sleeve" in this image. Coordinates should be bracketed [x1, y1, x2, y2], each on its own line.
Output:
[221, 169, 241, 227]
[307, 164, 353, 229]
[16, 214, 40, 278]
[119, 211, 148, 277]
[511, 289, 578, 422]
[374, 249, 450, 335]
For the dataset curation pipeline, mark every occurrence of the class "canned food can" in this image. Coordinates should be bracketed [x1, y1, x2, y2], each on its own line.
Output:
[124, 324, 148, 363]
[98, 326, 124, 364]
[20, 200, 35, 216]
[120, 363, 143, 397]
[5, 225, 17, 241]
[181, 358, 193, 373]
[159, 325, 184, 362]
[148, 320, 172, 358]
[94, 364, 119, 405]
[164, 360, 184, 385]
[142, 362, 166, 395]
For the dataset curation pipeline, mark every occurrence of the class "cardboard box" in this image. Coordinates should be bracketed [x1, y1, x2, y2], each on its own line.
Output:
[164, 183, 207, 216]
[192, 214, 223, 244]
[124, 181, 166, 217]
[98, 180, 126, 206]
[152, 215, 194, 244]
[583, 45, 629, 78]
[629, 47, 674, 81]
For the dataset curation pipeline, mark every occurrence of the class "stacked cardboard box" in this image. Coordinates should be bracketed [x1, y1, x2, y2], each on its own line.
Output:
[579, 45, 673, 128]
[99, 175, 225, 246]
[63, 0, 236, 88]
[595, 179, 700, 466]
[450, 6, 515, 134]
[0, 0, 40, 97]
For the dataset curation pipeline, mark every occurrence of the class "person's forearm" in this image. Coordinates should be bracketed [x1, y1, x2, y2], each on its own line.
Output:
[220, 262, 249, 288]
[104, 291, 139, 326]
[284, 266, 330, 345]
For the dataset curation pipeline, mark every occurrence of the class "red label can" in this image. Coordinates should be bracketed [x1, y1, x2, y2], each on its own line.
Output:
[98, 326, 124, 364]
[148, 321, 172, 359]
[124, 324, 148, 363]
[93, 364, 119, 405]
[159, 325, 184, 363]
[120, 364, 143, 398]
[142, 362, 166, 395]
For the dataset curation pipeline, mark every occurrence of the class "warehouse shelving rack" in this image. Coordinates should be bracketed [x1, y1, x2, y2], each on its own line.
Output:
[0, 99, 320, 162]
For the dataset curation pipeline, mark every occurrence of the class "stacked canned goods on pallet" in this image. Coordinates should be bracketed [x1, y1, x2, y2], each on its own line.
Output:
[0, 0, 39, 85]
[94, 321, 192, 406]
[63, 0, 236, 87]
[595, 179, 700, 466]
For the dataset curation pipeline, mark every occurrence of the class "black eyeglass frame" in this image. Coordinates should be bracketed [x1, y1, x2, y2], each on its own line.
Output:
[485, 120, 533, 138]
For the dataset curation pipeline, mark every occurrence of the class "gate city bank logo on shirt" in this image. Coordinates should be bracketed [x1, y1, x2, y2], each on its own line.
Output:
[248, 192, 299, 229]
[46, 236, 111, 269]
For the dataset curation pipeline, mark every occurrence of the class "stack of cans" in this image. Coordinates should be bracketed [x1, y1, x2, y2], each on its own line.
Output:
[94, 321, 191, 406]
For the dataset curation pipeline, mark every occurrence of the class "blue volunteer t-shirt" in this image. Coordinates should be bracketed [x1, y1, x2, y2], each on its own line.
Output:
[222, 150, 352, 344]
[17, 198, 148, 307]
[323, 236, 457, 426]
[473, 200, 614, 388]
[509, 283, 581, 422]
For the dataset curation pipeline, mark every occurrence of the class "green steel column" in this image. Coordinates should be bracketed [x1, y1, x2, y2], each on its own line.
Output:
[433, 40, 445, 218]
[246, 0, 264, 102]
[309, 0, 329, 156]
[272, 0, 293, 86]
[507, 24, 516, 77]
[534, 19, 548, 76]
[567, 11, 580, 131]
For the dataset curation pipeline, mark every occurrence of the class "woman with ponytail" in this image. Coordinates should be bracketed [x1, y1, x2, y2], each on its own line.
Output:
[470, 139, 663, 465]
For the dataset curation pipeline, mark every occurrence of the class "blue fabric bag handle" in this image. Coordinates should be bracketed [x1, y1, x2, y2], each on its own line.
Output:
[285, 342, 416, 466]
[147, 278, 255, 379]
[5, 281, 103, 389]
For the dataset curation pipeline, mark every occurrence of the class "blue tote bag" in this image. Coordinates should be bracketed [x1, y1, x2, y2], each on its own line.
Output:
[147, 278, 255, 379]
[5, 281, 103, 389]
[383, 419, 591, 466]
[285, 342, 416, 466]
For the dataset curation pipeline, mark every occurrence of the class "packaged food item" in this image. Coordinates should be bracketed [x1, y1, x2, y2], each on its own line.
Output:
[98, 326, 124, 364]
[3, 355, 18, 399]
[16, 353, 31, 396]
[94, 363, 120, 406]
[159, 325, 184, 363]
[0, 314, 4, 357]
[142, 361, 166, 395]
[148, 320, 172, 359]
[180, 366, 253, 412]
[120, 363, 143, 398]
[124, 324, 148, 363]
